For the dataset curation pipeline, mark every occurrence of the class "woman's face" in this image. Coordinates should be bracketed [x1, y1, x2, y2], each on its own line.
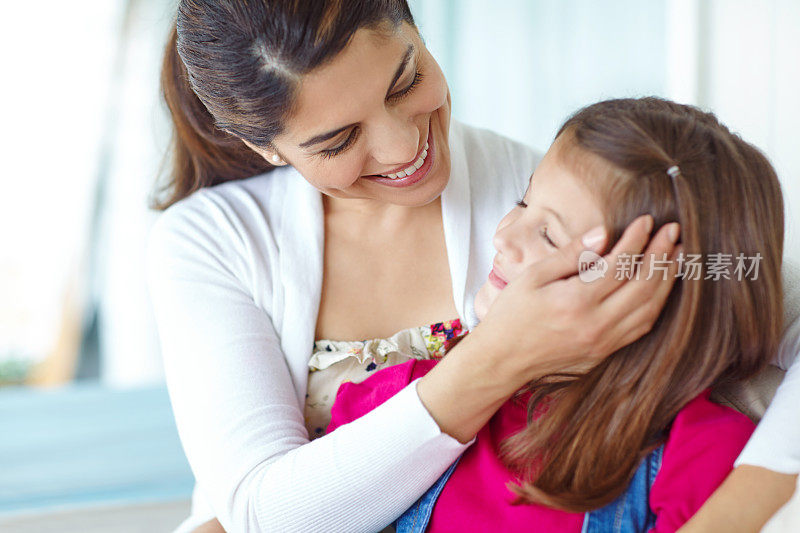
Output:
[474, 138, 606, 321]
[249, 22, 451, 207]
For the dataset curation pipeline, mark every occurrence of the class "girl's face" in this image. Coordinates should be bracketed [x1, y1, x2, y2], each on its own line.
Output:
[474, 137, 606, 321]
[247, 22, 452, 207]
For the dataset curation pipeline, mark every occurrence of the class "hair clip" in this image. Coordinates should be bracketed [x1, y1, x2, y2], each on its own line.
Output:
[666, 165, 681, 179]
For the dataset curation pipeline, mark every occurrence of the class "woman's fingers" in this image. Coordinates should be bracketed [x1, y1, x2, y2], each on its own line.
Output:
[600, 223, 681, 308]
[600, 244, 683, 352]
[585, 215, 660, 301]
[521, 224, 609, 288]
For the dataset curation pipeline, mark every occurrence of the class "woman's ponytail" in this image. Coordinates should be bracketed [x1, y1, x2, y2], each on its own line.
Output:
[154, 24, 273, 210]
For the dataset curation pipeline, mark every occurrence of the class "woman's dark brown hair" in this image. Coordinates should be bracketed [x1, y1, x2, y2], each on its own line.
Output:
[156, 0, 414, 209]
[500, 97, 784, 512]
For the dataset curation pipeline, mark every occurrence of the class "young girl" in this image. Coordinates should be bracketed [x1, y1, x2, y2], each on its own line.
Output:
[327, 97, 785, 532]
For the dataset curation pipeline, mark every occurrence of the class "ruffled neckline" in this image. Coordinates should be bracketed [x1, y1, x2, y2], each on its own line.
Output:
[310, 319, 464, 371]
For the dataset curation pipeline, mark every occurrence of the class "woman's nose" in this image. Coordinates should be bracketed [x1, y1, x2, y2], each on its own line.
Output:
[369, 114, 420, 166]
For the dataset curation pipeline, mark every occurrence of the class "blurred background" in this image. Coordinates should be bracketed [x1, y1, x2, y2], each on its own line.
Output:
[1, 0, 798, 530]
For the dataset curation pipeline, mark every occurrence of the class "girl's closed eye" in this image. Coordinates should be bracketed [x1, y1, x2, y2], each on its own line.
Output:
[539, 226, 557, 248]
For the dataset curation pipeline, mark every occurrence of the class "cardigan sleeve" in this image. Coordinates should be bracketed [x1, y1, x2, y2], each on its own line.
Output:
[147, 197, 473, 533]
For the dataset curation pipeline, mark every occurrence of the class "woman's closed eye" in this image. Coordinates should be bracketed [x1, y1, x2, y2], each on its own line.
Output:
[388, 70, 424, 102]
[320, 127, 361, 159]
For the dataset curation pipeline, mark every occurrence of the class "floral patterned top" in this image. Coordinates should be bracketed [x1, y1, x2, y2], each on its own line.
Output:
[304, 319, 465, 439]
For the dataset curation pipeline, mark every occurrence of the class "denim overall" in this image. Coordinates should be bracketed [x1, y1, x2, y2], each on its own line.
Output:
[396, 445, 664, 533]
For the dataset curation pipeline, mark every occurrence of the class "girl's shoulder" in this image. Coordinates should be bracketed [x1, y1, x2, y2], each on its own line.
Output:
[649, 390, 755, 531]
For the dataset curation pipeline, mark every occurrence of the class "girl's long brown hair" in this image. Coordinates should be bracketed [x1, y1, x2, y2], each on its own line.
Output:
[155, 0, 414, 209]
[501, 97, 784, 512]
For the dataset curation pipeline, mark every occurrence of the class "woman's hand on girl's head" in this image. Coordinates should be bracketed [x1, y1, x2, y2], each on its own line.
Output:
[472, 214, 682, 387]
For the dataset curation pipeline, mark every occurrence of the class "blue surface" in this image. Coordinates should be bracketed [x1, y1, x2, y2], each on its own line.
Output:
[0, 384, 194, 514]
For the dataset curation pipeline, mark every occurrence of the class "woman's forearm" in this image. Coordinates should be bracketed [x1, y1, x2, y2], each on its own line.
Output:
[417, 331, 521, 443]
[678, 465, 798, 533]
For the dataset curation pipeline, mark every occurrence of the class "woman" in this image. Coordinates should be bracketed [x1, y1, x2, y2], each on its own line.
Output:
[147, 2, 794, 531]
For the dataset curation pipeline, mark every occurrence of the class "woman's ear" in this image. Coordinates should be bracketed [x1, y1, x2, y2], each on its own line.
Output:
[240, 138, 287, 166]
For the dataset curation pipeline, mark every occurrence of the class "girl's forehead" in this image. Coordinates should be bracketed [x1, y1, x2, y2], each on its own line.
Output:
[529, 145, 606, 236]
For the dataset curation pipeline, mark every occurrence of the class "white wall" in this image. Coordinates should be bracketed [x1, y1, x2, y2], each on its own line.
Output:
[1, 2, 126, 365]
[699, 0, 800, 261]
[4, 1, 798, 386]
[412, 0, 800, 262]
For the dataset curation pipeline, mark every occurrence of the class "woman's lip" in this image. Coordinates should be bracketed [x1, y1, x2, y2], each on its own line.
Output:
[367, 122, 435, 188]
[488, 267, 508, 290]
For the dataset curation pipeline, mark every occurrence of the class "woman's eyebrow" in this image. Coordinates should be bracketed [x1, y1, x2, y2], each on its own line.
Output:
[385, 44, 414, 97]
[299, 44, 414, 149]
[299, 124, 353, 148]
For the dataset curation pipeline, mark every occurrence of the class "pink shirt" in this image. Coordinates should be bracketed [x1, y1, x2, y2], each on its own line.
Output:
[328, 359, 755, 532]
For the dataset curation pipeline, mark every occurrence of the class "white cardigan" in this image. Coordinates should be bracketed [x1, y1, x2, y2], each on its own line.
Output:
[148, 121, 539, 532]
[148, 120, 800, 533]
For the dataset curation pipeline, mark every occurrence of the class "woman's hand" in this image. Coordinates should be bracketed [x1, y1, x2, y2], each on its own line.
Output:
[417, 215, 680, 443]
[471, 214, 681, 389]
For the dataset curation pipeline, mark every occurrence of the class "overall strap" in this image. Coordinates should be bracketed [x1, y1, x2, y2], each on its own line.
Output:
[581, 445, 665, 533]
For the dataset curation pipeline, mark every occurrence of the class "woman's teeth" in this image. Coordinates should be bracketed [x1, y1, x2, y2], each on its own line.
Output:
[379, 142, 429, 179]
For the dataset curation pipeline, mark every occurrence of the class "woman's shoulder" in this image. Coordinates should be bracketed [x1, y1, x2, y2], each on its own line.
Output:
[151, 167, 308, 258]
[451, 120, 542, 180]
[157, 168, 295, 233]
[452, 120, 541, 162]
[147, 167, 312, 297]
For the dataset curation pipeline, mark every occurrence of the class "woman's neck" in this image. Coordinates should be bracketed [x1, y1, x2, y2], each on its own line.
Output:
[323, 194, 442, 227]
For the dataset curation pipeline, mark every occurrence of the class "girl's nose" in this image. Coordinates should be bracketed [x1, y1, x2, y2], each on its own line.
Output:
[493, 214, 524, 263]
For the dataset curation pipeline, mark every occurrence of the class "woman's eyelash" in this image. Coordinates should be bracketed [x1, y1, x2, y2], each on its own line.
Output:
[318, 70, 423, 159]
[320, 127, 360, 159]
[539, 226, 557, 247]
[388, 70, 424, 102]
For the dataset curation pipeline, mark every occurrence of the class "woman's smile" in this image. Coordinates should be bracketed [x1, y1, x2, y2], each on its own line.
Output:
[365, 120, 435, 188]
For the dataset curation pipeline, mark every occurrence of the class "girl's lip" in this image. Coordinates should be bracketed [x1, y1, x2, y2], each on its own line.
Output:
[366, 122, 435, 188]
[488, 267, 508, 290]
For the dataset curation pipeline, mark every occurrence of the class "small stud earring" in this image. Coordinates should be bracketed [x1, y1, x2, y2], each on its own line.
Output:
[271, 154, 281, 164]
